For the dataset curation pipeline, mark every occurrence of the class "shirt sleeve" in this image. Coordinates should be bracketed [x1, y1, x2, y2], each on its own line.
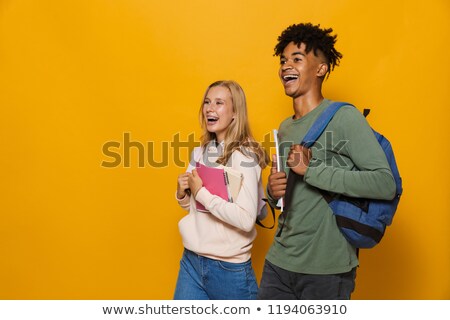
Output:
[194, 151, 261, 232]
[304, 106, 396, 200]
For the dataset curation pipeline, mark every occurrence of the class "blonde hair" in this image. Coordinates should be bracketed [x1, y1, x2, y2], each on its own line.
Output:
[199, 80, 268, 169]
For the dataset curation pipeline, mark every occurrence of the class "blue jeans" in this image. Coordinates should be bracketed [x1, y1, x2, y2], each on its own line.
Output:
[174, 249, 258, 300]
[257, 260, 356, 300]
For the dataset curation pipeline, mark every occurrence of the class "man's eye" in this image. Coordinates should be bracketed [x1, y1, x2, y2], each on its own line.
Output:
[280, 60, 286, 65]
[294, 58, 301, 62]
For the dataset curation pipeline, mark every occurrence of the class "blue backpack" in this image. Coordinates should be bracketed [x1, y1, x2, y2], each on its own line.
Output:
[301, 102, 403, 248]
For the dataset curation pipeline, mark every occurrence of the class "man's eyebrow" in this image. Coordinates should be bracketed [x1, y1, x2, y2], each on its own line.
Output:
[292, 51, 306, 57]
[280, 51, 306, 59]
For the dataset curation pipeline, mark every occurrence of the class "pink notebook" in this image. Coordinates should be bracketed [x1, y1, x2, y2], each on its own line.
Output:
[194, 162, 229, 212]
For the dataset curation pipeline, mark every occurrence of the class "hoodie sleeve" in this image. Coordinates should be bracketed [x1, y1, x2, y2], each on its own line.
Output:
[175, 147, 202, 211]
[195, 151, 261, 232]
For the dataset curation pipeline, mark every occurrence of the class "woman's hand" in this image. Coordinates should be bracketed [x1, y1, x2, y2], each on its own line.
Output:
[188, 169, 203, 198]
[176, 173, 190, 199]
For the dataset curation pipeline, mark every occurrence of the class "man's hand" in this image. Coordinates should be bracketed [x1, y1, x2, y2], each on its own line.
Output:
[286, 144, 312, 176]
[268, 154, 287, 200]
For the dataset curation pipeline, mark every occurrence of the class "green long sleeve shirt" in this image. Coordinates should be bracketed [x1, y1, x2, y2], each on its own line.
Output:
[267, 99, 395, 274]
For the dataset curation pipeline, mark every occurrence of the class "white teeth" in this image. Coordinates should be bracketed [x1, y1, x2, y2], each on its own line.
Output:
[283, 74, 298, 80]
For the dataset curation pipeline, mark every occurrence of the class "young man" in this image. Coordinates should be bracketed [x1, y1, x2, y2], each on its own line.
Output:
[258, 23, 396, 300]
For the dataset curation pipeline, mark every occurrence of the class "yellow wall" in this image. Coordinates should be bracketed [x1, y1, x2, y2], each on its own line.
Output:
[0, 0, 449, 299]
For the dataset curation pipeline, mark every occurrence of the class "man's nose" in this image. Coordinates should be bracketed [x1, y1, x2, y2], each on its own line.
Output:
[281, 59, 294, 71]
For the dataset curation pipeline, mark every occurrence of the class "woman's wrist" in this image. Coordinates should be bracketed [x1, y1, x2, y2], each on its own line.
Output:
[176, 190, 186, 200]
[192, 186, 202, 199]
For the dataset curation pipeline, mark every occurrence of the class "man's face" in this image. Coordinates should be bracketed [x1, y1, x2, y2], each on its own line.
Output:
[278, 41, 324, 99]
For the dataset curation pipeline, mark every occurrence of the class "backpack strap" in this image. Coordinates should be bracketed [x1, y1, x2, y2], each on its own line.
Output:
[278, 101, 353, 237]
[301, 102, 353, 147]
[303, 101, 364, 252]
[255, 199, 276, 229]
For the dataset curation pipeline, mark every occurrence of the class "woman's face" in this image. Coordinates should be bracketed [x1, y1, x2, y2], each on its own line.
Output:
[202, 86, 235, 142]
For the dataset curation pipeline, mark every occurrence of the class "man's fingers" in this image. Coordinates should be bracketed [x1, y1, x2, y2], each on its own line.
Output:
[269, 175, 287, 189]
[271, 154, 278, 174]
[270, 171, 286, 179]
[270, 183, 286, 198]
[270, 183, 287, 191]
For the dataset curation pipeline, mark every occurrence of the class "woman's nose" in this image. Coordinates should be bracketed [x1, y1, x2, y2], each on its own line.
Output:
[205, 103, 215, 112]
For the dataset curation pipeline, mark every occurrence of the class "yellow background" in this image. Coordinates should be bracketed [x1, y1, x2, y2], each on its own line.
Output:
[1, 0, 449, 299]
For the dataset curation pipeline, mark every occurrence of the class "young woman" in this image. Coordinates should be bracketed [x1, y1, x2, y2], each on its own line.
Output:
[174, 80, 268, 300]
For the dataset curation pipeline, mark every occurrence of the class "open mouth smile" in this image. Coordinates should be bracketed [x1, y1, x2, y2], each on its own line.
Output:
[282, 74, 299, 84]
[206, 115, 219, 124]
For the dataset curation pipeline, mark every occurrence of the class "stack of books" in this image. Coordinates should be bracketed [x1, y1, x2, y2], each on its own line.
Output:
[194, 162, 243, 212]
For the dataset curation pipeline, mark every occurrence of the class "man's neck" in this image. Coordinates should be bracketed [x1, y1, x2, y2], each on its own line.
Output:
[292, 93, 324, 119]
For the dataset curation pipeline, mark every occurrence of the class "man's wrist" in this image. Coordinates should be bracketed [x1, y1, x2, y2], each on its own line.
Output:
[267, 187, 278, 201]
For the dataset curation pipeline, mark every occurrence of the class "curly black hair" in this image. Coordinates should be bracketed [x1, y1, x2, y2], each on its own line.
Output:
[274, 23, 343, 77]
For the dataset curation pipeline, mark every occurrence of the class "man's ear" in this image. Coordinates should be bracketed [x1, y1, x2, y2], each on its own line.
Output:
[317, 63, 328, 77]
